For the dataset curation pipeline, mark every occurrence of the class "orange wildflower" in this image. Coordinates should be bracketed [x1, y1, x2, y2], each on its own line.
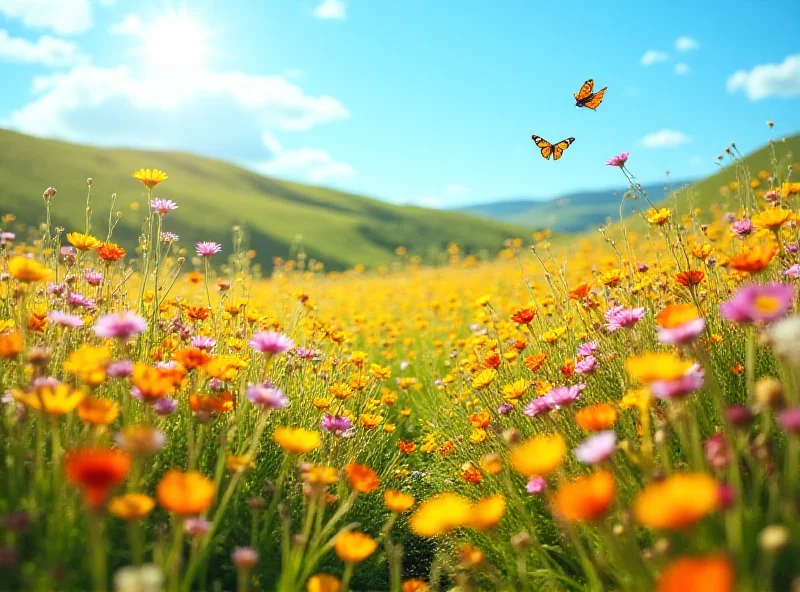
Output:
[185, 305, 210, 321]
[575, 403, 618, 431]
[569, 283, 591, 300]
[65, 448, 131, 507]
[398, 441, 417, 454]
[561, 358, 575, 377]
[384, 489, 415, 513]
[727, 242, 777, 273]
[187, 271, 204, 284]
[554, 471, 616, 523]
[523, 353, 547, 373]
[131, 363, 176, 399]
[334, 530, 377, 564]
[511, 308, 536, 324]
[634, 473, 718, 529]
[483, 353, 501, 369]
[346, 463, 380, 493]
[675, 270, 705, 287]
[77, 396, 120, 426]
[97, 242, 126, 262]
[656, 303, 699, 328]
[0, 331, 23, 358]
[469, 410, 491, 428]
[655, 555, 734, 592]
[157, 470, 215, 516]
[173, 347, 212, 370]
[188, 392, 235, 413]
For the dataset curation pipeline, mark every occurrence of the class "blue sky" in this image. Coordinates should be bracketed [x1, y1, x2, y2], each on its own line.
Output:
[1, 0, 799, 207]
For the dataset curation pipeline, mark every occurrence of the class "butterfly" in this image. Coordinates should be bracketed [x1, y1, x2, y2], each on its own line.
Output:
[531, 135, 575, 161]
[574, 79, 607, 110]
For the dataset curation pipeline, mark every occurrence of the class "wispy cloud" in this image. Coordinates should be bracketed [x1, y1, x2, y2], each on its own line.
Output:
[260, 145, 354, 182]
[314, 0, 346, 20]
[640, 50, 669, 66]
[109, 14, 142, 37]
[641, 129, 692, 148]
[675, 36, 699, 52]
[727, 54, 800, 100]
[0, 29, 83, 67]
[674, 62, 690, 75]
[0, 0, 93, 35]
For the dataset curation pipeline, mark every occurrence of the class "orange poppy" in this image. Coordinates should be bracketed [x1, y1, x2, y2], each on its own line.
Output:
[727, 243, 777, 273]
[97, 242, 126, 262]
[554, 471, 616, 523]
[655, 555, 734, 592]
[185, 305, 210, 321]
[675, 270, 705, 287]
[157, 469, 215, 516]
[173, 347, 212, 370]
[65, 448, 131, 507]
[346, 463, 380, 493]
[569, 283, 591, 300]
[511, 308, 536, 324]
[575, 403, 618, 431]
[189, 392, 235, 413]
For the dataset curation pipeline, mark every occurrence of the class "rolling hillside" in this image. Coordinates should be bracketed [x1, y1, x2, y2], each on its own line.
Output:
[456, 181, 692, 233]
[0, 129, 530, 271]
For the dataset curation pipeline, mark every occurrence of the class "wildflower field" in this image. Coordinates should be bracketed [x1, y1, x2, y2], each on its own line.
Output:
[1, 138, 800, 592]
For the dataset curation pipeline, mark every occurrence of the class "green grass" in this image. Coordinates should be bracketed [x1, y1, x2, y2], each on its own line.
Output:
[0, 129, 530, 271]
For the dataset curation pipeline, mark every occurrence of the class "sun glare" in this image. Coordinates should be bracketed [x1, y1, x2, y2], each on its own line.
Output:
[143, 13, 212, 73]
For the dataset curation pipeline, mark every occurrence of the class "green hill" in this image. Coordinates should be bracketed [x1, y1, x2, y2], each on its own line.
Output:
[0, 129, 531, 271]
[613, 132, 800, 237]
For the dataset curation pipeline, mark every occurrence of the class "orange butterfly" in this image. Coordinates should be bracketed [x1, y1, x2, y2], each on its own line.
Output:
[574, 79, 607, 110]
[531, 135, 575, 161]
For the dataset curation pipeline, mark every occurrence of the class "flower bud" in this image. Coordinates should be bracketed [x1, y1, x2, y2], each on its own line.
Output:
[511, 531, 531, 551]
[758, 525, 790, 553]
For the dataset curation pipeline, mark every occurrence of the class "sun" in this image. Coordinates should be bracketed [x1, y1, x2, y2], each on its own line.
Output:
[142, 12, 212, 73]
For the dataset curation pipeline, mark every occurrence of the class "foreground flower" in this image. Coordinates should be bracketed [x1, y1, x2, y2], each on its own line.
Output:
[727, 242, 777, 273]
[245, 384, 289, 409]
[626, 352, 694, 384]
[752, 207, 793, 231]
[150, 198, 178, 215]
[108, 493, 155, 520]
[720, 283, 794, 324]
[307, 574, 341, 592]
[346, 463, 380, 493]
[249, 331, 295, 355]
[384, 490, 415, 513]
[511, 434, 566, 476]
[196, 242, 222, 257]
[334, 531, 377, 563]
[65, 448, 131, 507]
[410, 493, 471, 537]
[133, 168, 168, 189]
[274, 427, 320, 454]
[605, 305, 645, 331]
[97, 242, 126, 262]
[605, 152, 629, 167]
[467, 494, 506, 531]
[8, 256, 50, 282]
[655, 555, 734, 592]
[650, 364, 704, 399]
[554, 470, 615, 523]
[575, 403, 618, 431]
[94, 312, 147, 340]
[634, 473, 718, 529]
[14, 383, 85, 415]
[66, 232, 102, 251]
[574, 431, 616, 464]
[156, 470, 215, 516]
[656, 303, 705, 344]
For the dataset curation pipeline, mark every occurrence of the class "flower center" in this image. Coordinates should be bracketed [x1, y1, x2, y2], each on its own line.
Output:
[754, 296, 779, 314]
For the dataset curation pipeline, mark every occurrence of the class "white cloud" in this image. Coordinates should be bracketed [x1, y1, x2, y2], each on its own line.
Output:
[0, 0, 93, 35]
[109, 14, 142, 37]
[443, 184, 468, 197]
[0, 29, 83, 66]
[641, 129, 692, 148]
[690, 155, 704, 166]
[726, 54, 800, 100]
[640, 50, 669, 66]
[674, 62, 690, 75]
[314, 0, 346, 20]
[675, 36, 699, 52]
[259, 146, 353, 182]
[8, 65, 350, 168]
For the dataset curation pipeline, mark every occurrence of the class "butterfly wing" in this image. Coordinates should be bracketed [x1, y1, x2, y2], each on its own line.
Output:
[583, 87, 607, 110]
[531, 135, 553, 160]
[574, 79, 594, 101]
[552, 138, 575, 161]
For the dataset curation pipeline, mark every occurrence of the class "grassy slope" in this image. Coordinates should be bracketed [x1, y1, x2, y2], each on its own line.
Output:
[457, 181, 689, 233]
[0, 129, 530, 270]
[615, 133, 800, 237]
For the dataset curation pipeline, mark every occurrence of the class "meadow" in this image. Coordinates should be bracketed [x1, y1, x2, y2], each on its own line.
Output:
[1, 130, 799, 592]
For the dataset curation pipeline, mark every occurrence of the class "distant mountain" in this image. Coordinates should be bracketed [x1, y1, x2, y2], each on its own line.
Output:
[456, 181, 693, 232]
[0, 129, 532, 271]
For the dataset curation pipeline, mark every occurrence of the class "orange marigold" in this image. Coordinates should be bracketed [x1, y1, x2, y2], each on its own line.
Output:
[554, 470, 616, 523]
[634, 473, 718, 529]
[97, 242, 126, 262]
[345, 463, 380, 493]
[157, 469, 215, 516]
[727, 242, 777, 273]
[511, 308, 536, 324]
[523, 353, 547, 373]
[574, 403, 618, 431]
[655, 555, 734, 592]
[675, 270, 705, 287]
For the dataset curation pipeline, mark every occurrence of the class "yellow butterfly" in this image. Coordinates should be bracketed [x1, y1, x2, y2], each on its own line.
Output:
[531, 135, 575, 161]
